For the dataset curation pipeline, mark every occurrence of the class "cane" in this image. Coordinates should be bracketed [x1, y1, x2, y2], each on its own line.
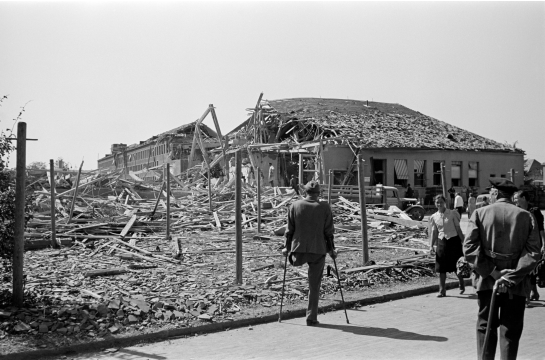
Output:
[481, 281, 500, 360]
[278, 254, 288, 322]
[332, 256, 349, 324]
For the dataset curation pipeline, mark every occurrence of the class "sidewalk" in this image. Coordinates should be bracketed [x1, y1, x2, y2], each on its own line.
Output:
[58, 286, 545, 360]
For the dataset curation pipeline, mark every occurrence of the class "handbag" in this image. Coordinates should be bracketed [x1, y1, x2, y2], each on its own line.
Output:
[456, 256, 471, 278]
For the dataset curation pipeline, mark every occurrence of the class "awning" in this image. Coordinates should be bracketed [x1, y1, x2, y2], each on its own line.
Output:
[394, 159, 408, 180]
[414, 160, 425, 173]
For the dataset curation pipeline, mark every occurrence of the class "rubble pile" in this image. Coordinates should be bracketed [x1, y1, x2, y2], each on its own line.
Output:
[0, 170, 434, 343]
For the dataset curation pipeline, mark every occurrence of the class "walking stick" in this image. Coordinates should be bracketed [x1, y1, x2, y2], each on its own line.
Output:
[481, 281, 500, 360]
[278, 255, 288, 322]
[332, 256, 349, 324]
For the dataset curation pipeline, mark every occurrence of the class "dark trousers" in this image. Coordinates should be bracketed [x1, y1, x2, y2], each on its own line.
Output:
[456, 206, 463, 217]
[291, 186, 300, 195]
[477, 290, 526, 360]
[306, 255, 325, 321]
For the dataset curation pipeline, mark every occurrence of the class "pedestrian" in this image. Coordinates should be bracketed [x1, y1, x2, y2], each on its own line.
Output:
[282, 180, 336, 326]
[289, 174, 300, 195]
[513, 190, 545, 305]
[454, 192, 464, 217]
[268, 162, 275, 188]
[448, 185, 456, 209]
[429, 194, 466, 297]
[464, 178, 541, 360]
[406, 183, 414, 198]
[467, 193, 476, 218]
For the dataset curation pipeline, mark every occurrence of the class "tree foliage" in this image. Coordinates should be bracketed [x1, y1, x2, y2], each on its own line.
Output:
[0, 95, 35, 273]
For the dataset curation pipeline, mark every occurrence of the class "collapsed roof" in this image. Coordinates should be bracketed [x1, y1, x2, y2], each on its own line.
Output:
[229, 97, 522, 153]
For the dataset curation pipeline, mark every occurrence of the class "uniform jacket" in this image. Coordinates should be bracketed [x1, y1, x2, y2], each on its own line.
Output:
[463, 198, 541, 296]
[284, 198, 335, 255]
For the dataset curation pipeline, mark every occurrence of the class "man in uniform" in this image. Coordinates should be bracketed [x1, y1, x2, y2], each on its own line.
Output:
[282, 181, 336, 326]
[464, 178, 540, 360]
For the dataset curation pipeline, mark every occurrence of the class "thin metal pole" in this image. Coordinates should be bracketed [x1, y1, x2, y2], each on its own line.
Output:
[12, 122, 26, 306]
[235, 150, 243, 284]
[328, 170, 333, 205]
[256, 166, 261, 233]
[332, 256, 349, 324]
[278, 255, 288, 322]
[441, 163, 448, 208]
[49, 159, 58, 248]
[68, 160, 84, 223]
[166, 163, 171, 240]
[357, 154, 369, 265]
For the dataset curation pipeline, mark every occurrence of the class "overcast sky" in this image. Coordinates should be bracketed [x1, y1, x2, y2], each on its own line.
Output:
[1, 1, 543, 169]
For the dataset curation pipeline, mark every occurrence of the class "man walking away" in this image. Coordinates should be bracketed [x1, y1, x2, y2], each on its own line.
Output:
[282, 181, 336, 325]
[289, 175, 300, 195]
[406, 184, 414, 198]
[513, 190, 545, 304]
[454, 192, 464, 217]
[268, 162, 275, 188]
[464, 178, 540, 360]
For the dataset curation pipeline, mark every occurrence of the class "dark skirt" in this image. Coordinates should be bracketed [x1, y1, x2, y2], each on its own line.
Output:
[435, 235, 463, 273]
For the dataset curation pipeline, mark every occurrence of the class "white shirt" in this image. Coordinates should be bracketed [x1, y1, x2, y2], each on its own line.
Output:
[454, 195, 464, 208]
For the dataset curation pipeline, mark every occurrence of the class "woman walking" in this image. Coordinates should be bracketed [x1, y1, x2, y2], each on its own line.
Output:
[467, 192, 476, 218]
[429, 195, 466, 297]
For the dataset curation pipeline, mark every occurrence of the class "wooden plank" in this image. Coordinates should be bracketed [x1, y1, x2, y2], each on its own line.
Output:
[119, 214, 137, 238]
[367, 213, 427, 228]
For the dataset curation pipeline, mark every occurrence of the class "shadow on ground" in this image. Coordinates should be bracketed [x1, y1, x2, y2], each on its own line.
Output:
[287, 322, 448, 342]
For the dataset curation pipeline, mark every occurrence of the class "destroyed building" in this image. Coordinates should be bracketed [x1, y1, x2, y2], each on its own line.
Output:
[97, 121, 221, 180]
[228, 96, 525, 203]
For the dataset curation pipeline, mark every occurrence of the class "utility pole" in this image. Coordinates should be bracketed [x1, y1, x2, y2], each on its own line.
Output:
[235, 150, 242, 284]
[328, 170, 333, 205]
[12, 122, 26, 306]
[49, 159, 58, 248]
[256, 166, 261, 233]
[166, 163, 171, 240]
[357, 155, 369, 265]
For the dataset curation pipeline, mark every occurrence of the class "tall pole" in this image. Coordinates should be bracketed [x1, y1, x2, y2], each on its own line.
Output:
[510, 168, 515, 183]
[441, 163, 448, 208]
[68, 160, 84, 223]
[207, 163, 212, 212]
[235, 150, 243, 284]
[256, 166, 261, 233]
[49, 159, 58, 248]
[328, 170, 333, 205]
[12, 122, 26, 306]
[166, 163, 171, 240]
[357, 154, 369, 265]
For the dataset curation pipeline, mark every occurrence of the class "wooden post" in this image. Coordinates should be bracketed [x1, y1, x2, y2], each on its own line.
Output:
[441, 163, 448, 208]
[68, 160, 84, 223]
[298, 153, 304, 187]
[357, 154, 369, 265]
[166, 163, 171, 240]
[510, 168, 515, 183]
[209, 106, 229, 181]
[328, 170, 333, 205]
[49, 159, 58, 248]
[235, 150, 243, 284]
[256, 166, 261, 233]
[12, 122, 26, 306]
[151, 181, 165, 217]
[207, 164, 212, 212]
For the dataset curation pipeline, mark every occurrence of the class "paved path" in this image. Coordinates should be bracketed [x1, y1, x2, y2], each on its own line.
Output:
[65, 286, 545, 360]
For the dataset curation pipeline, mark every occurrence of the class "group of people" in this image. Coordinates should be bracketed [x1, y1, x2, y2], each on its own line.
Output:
[282, 177, 543, 360]
[429, 178, 544, 359]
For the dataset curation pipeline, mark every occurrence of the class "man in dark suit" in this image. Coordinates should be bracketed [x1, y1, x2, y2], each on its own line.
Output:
[282, 180, 336, 326]
[464, 178, 541, 360]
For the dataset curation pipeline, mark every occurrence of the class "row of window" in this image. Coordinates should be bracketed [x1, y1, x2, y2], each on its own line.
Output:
[129, 144, 168, 161]
[387, 160, 480, 187]
[128, 162, 159, 172]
